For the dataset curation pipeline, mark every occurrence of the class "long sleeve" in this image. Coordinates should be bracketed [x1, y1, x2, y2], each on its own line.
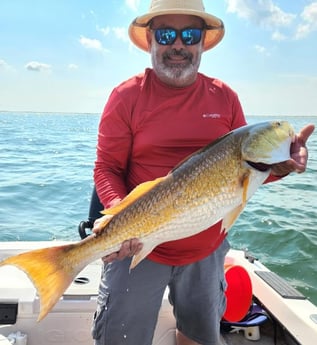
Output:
[94, 89, 133, 208]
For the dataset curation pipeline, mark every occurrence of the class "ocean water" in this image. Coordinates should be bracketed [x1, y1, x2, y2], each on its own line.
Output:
[0, 112, 316, 305]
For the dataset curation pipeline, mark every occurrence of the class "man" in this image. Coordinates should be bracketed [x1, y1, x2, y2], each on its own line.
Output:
[92, 1, 314, 344]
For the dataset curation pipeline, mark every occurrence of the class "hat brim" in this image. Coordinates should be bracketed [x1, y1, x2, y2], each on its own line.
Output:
[128, 9, 225, 52]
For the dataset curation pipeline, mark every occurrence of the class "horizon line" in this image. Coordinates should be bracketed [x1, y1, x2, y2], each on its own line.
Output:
[1, 110, 317, 117]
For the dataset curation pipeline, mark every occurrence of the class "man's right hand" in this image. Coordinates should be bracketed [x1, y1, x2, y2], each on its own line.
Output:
[93, 215, 143, 263]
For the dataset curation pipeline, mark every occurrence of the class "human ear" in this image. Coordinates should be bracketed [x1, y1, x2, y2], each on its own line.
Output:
[146, 29, 152, 52]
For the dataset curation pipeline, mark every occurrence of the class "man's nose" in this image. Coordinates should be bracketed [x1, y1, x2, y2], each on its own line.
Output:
[172, 35, 185, 48]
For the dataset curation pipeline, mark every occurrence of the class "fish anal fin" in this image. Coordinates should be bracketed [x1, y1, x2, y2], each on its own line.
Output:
[221, 205, 244, 233]
[102, 177, 166, 216]
[0, 244, 80, 321]
[129, 242, 157, 270]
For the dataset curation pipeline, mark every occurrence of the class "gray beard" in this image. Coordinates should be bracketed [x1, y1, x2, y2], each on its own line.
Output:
[151, 46, 201, 86]
[160, 62, 196, 82]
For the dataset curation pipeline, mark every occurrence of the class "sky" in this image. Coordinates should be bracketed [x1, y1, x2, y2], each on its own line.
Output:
[0, 0, 317, 116]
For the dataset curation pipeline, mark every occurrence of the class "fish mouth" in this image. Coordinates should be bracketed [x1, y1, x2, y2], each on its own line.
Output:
[246, 161, 272, 172]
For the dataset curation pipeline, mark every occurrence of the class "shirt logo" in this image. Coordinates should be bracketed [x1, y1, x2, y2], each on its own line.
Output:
[202, 113, 221, 119]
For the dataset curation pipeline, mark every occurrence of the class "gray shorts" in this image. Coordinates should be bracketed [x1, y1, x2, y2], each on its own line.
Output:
[92, 239, 229, 345]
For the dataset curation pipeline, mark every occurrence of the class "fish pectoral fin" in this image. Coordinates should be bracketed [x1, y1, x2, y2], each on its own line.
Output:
[102, 177, 166, 216]
[129, 242, 157, 270]
[221, 205, 245, 233]
[242, 172, 250, 204]
[221, 173, 250, 233]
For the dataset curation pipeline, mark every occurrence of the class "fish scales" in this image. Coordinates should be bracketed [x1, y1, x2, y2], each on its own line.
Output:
[96, 136, 243, 251]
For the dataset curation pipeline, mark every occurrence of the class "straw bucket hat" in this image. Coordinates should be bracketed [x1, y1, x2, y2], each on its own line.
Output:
[128, 0, 224, 52]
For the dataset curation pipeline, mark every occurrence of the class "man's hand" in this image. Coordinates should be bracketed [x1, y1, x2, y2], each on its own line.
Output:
[93, 215, 143, 263]
[271, 124, 315, 176]
[104, 238, 144, 263]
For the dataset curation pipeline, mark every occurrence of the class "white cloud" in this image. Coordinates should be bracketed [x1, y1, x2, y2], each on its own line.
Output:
[98, 26, 129, 43]
[112, 27, 129, 42]
[68, 63, 79, 70]
[125, 0, 140, 12]
[98, 26, 110, 36]
[0, 59, 13, 71]
[226, 0, 296, 28]
[254, 44, 270, 56]
[272, 30, 287, 41]
[295, 24, 311, 39]
[295, 2, 317, 39]
[25, 61, 52, 72]
[301, 2, 317, 22]
[226, 0, 317, 41]
[79, 36, 103, 51]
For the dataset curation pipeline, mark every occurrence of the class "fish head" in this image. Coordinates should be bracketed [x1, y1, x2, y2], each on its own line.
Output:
[241, 121, 295, 169]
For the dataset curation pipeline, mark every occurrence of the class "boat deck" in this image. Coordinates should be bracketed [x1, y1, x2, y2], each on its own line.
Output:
[1, 242, 316, 345]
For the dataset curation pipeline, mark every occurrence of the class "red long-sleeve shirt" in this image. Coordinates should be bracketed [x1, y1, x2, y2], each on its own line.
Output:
[94, 68, 247, 265]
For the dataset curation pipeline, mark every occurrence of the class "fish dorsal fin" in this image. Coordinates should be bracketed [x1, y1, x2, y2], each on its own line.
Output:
[170, 132, 232, 173]
[102, 176, 166, 216]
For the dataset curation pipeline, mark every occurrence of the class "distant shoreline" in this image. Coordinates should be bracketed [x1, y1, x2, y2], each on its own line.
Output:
[0, 110, 100, 116]
[1, 110, 317, 117]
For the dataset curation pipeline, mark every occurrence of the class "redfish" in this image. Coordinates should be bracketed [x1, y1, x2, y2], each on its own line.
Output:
[0, 121, 295, 321]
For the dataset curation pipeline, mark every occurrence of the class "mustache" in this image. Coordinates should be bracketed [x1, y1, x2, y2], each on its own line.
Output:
[163, 49, 193, 61]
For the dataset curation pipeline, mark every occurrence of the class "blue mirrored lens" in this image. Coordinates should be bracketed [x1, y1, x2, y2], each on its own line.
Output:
[154, 28, 202, 46]
[182, 29, 202, 45]
[155, 29, 177, 45]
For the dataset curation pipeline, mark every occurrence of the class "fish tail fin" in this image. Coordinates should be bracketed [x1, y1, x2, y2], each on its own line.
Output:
[0, 244, 79, 321]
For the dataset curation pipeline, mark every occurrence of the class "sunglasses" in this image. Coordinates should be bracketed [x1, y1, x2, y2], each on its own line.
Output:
[152, 28, 204, 46]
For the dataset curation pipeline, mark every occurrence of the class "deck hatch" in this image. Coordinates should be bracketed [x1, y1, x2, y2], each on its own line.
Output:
[0, 302, 18, 325]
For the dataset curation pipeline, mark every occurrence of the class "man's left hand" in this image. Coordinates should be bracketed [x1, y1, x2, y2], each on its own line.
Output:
[271, 123, 315, 176]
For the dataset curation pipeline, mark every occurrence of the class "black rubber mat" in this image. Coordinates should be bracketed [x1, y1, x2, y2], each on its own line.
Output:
[255, 271, 306, 299]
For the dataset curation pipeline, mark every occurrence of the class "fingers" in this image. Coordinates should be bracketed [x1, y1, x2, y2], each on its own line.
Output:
[290, 124, 315, 173]
[297, 124, 315, 145]
[101, 238, 143, 263]
[275, 124, 316, 176]
[93, 214, 113, 235]
[102, 252, 119, 263]
[117, 238, 143, 260]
